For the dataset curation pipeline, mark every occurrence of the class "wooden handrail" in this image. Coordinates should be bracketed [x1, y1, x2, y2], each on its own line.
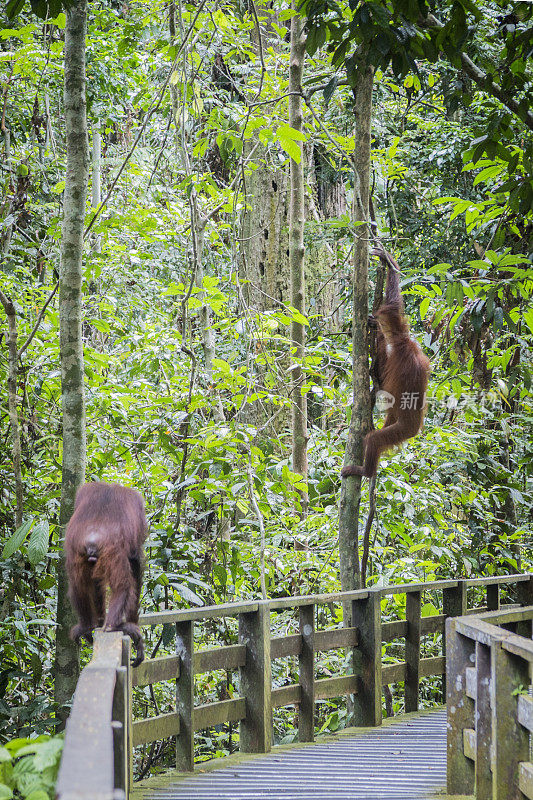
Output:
[138, 573, 531, 627]
[56, 631, 132, 800]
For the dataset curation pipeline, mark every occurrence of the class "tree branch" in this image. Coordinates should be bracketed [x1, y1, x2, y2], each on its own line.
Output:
[422, 13, 533, 131]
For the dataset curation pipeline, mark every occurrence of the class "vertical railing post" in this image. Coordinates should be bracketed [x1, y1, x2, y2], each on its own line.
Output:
[487, 583, 500, 611]
[491, 640, 530, 800]
[475, 641, 492, 800]
[442, 580, 467, 698]
[446, 618, 475, 796]
[124, 637, 133, 793]
[112, 636, 130, 798]
[516, 574, 533, 606]
[352, 588, 382, 727]
[443, 579, 467, 619]
[516, 575, 533, 638]
[176, 620, 194, 771]
[405, 590, 421, 713]
[298, 603, 315, 742]
[239, 600, 272, 753]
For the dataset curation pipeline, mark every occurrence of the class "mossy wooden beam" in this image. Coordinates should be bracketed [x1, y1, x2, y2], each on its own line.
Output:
[175, 620, 193, 771]
[405, 590, 421, 713]
[352, 588, 381, 726]
[491, 639, 530, 799]
[446, 618, 475, 796]
[238, 601, 272, 753]
[298, 604, 314, 742]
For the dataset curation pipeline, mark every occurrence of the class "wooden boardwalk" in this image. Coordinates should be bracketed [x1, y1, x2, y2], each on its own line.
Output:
[140, 709, 449, 800]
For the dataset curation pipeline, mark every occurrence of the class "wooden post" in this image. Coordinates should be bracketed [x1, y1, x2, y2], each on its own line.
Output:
[487, 583, 500, 611]
[239, 601, 271, 753]
[123, 636, 133, 794]
[298, 603, 315, 742]
[446, 618, 475, 796]
[112, 666, 127, 796]
[442, 580, 467, 699]
[475, 641, 492, 800]
[176, 620, 194, 771]
[443, 580, 467, 618]
[491, 640, 530, 800]
[405, 590, 421, 713]
[516, 574, 533, 606]
[516, 575, 533, 638]
[352, 588, 382, 727]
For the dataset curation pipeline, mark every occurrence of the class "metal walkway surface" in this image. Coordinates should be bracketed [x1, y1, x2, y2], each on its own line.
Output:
[144, 709, 447, 800]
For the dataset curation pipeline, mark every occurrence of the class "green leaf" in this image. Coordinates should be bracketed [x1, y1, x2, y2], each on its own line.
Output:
[29, 0, 48, 19]
[162, 624, 174, 648]
[278, 135, 301, 163]
[5, 0, 25, 18]
[51, 12, 66, 27]
[25, 791, 48, 800]
[276, 124, 306, 142]
[173, 583, 203, 606]
[28, 521, 49, 565]
[0, 785, 13, 800]
[287, 306, 309, 326]
[523, 307, 533, 336]
[419, 297, 431, 319]
[323, 76, 338, 107]
[2, 519, 34, 560]
[213, 564, 227, 586]
[0, 750, 11, 764]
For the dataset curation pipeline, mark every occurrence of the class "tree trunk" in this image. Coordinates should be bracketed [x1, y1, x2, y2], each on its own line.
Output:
[54, 0, 89, 722]
[241, 154, 290, 312]
[0, 292, 23, 526]
[91, 119, 102, 254]
[339, 62, 374, 596]
[289, 4, 308, 514]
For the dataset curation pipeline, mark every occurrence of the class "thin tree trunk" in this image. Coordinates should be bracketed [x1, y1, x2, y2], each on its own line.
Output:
[91, 119, 102, 254]
[289, 3, 308, 514]
[53, 0, 89, 723]
[0, 292, 23, 527]
[339, 63, 374, 597]
[1, 120, 13, 255]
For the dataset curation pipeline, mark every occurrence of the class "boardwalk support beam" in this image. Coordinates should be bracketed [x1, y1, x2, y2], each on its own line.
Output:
[239, 600, 272, 753]
[352, 588, 382, 726]
[176, 620, 194, 771]
[298, 603, 315, 742]
[405, 590, 421, 713]
[491, 640, 530, 800]
[446, 617, 475, 796]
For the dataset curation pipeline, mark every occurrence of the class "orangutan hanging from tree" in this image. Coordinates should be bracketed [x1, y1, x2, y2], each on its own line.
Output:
[341, 246, 430, 479]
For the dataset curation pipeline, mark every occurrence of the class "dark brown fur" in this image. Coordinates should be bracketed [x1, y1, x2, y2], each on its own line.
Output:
[341, 248, 430, 478]
[64, 482, 147, 666]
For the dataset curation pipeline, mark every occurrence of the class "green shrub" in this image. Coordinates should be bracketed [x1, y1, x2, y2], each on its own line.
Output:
[0, 736, 63, 800]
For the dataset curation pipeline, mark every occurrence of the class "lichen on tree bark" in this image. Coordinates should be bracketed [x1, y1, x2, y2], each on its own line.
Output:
[53, 0, 89, 722]
[339, 61, 374, 595]
[289, 3, 308, 514]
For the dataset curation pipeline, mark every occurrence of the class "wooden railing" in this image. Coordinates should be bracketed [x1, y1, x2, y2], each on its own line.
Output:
[447, 586, 533, 800]
[132, 574, 533, 771]
[56, 631, 132, 800]
[56, 573, 533, 797]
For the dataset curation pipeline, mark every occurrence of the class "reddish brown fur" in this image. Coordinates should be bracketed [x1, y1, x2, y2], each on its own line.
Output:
[64, 482, 148, 666]
[342, 248, 430, 478]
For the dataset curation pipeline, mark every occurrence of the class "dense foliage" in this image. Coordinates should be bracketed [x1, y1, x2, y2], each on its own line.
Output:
[0, 0, 531, 771]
